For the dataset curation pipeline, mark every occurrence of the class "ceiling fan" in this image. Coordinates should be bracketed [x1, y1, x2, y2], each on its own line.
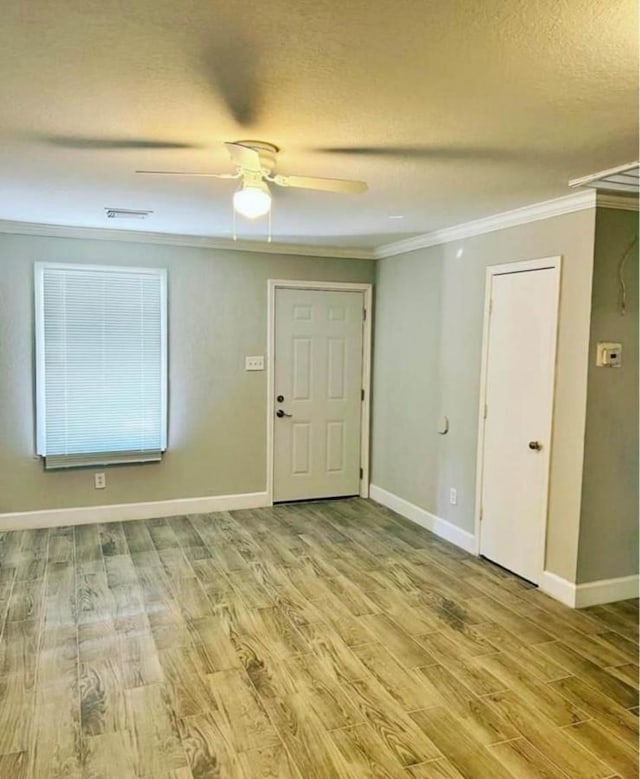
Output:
[136, 141, 368, 219]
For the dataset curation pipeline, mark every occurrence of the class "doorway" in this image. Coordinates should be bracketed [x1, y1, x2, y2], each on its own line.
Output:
[267, 281, 372, 503]
[476, 257, 561, 583]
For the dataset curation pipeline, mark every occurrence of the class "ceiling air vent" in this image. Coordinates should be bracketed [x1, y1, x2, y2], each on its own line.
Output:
[105, 208, 153, 220]
[569, 161, 639, 194]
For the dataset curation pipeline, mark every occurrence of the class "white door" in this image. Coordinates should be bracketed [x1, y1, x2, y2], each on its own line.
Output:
[479, 266, 560, 583]
[273, 287, 364, 502]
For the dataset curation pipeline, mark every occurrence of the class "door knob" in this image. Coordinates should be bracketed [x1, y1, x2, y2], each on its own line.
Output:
[276, 409, 292, 418]
[528, 441, 542, 451]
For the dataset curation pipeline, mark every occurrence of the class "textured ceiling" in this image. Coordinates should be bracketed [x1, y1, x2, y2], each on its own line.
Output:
[0, 0, 637, 249]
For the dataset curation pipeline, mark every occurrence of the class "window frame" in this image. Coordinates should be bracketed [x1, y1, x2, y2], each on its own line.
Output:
[34, 261, 168, 465]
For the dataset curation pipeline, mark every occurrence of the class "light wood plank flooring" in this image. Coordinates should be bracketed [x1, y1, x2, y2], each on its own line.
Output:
[0, 498, 637, 778]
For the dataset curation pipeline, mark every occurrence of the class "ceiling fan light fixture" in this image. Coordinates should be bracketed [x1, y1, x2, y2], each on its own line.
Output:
[233, 181, 272, 219]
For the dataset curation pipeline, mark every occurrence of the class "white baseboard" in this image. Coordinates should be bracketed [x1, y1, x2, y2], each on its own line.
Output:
[538, 571, 577, 607]
[370, 487, 638, 609]
[539, 570, 639, 608]
[0, 491, 270, 531]
[575, 574, 639, 608]
[369, 484, 476, 554]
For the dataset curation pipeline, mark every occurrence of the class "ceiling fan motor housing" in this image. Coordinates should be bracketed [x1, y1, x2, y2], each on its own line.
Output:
[242, 170, 267, 188]
[234, 140, 279, 174]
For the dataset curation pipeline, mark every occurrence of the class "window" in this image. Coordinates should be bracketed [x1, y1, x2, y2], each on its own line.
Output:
[35, 263, 167, 469]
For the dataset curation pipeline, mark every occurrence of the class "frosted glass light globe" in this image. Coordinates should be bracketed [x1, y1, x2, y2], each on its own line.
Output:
[233, 185, 272, 219]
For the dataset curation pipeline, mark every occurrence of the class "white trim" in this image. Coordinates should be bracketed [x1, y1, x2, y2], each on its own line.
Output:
[472, 263, 494, 555]
[596, 193, 639, 212]
[375, 191, 596, 258]
[538, 570, 577, 607]
[1, 189, 611, 261]
[34, 263, 46, 455]
[0, 491, 269, 531]
[474, 256, 562, 584]
[575, 575, 640, 608]
[0, 218, 376, 260]
[34, 261, 167, 275]
[267, 280, 372, 504]
[159, 268, 168, 450]
[369, 484, 476, 554]
[0, 191, 597, 262]
[539, 570, 640, 608]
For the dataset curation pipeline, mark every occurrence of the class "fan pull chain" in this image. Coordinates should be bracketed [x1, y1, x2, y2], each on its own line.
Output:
[267, 204, 272, 243]
[232, 203, 237, 241]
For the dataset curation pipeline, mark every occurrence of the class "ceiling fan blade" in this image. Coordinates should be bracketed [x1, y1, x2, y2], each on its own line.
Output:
[203, 36, 260, 127]
[36, 134, 198, 150]
[225, 142, 263, 172]
[315, 145, 518, 161]
[135, 170, 239, 178]
[273, 174, 368, 194]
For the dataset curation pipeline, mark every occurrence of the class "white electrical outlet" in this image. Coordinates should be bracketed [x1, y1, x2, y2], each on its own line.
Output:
[596, 342, 622, 368]
[449, 488, 457, 505]
[245, 355, 265, 371]
[94, 472, 106, 489]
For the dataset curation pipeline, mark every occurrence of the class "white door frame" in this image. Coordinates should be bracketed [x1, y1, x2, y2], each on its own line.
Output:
[473, 256, 562, 582]
[266, 279, 373, 504]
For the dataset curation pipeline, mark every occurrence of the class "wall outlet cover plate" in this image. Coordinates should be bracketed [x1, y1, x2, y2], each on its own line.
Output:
[596, 342, 622, 368]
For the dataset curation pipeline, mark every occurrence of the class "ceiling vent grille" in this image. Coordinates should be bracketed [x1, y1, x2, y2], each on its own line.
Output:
[105, 208, 153, 220]
[569, 161, 639, 194]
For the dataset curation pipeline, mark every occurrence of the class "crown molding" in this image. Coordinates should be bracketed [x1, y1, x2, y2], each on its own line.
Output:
[0, 188, 622, 262]
[0, 219, 377, 260]
[374, 190, 597, 259]
[596, 193, 639, 212]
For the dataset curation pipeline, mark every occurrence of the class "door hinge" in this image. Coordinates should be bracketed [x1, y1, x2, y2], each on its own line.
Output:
[483, 403, 488, 420]
[479, 506, 483, 521]
[361, 388, 365, 401]
[363, 308, 367, 321]
[488, 298, 493, 315]
[359, 467, 363, 479]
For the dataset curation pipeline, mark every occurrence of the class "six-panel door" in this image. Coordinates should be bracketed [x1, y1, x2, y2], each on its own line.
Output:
[273, 288, 364, 502]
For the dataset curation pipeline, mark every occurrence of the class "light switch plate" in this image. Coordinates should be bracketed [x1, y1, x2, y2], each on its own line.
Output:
[245, 355, 265, 371]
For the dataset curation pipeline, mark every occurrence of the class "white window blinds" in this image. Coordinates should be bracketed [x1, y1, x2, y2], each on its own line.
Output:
[35, 263, 167, 469]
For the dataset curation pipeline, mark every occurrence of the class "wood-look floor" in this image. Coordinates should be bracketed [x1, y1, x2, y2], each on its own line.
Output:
[0, 499, 637, 779]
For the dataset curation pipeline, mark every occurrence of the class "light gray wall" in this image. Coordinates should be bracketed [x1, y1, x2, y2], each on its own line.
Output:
[372, 209, 596, 581]
[0, 232, 374, 512]
[577, 208, 639, 583]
